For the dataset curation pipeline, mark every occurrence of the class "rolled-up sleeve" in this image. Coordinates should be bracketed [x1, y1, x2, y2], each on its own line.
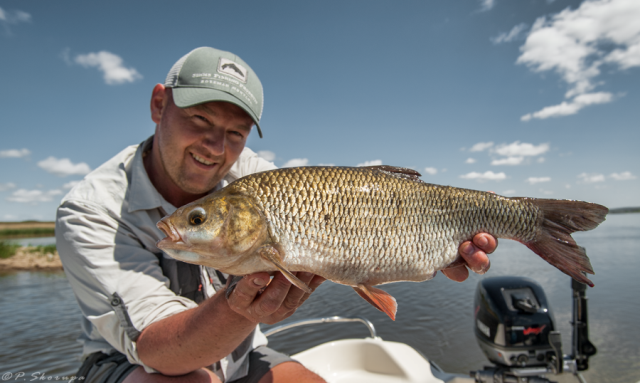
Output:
[57, 199, 197, 371]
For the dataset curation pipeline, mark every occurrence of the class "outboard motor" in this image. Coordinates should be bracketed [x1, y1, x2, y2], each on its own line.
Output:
[474, 276, 558, 368]
[471, 275, 595, 383]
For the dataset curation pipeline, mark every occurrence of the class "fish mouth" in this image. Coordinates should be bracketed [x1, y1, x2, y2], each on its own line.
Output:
[156, 218, 186, 249]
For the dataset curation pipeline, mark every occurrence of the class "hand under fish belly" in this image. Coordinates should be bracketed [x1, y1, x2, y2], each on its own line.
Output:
[156, 165, 608, 320]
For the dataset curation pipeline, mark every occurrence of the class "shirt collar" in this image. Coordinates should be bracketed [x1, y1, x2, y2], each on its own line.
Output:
[127, 136, 177, 215]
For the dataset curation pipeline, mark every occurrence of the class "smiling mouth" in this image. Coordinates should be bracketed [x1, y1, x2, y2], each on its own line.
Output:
[191, 153, 215, 166]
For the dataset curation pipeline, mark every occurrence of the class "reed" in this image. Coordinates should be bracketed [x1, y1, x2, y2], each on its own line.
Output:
[0, 228, 55, 238]
[0, 241, 21, 259]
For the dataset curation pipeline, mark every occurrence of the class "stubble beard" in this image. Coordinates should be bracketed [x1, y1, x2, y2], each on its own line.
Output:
[159, 147, 225, 196]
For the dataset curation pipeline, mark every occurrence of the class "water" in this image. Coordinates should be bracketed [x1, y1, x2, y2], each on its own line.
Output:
[2, 236, 57, 247]
[1, 215, 638, 382]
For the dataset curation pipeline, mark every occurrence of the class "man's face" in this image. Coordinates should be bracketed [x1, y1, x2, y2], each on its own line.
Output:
[152, 88, 253, 195]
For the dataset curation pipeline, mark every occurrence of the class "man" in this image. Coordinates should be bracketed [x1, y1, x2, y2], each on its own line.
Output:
[57, 47, 496, 383]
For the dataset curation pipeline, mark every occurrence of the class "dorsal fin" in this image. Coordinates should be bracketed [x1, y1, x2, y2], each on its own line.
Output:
[365, 165, 423, 183]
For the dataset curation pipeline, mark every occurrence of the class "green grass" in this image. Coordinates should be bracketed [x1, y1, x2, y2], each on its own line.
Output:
[27, 244, 57, 254]
[0, 228, 55, 238]
[0, 241, 21, 259]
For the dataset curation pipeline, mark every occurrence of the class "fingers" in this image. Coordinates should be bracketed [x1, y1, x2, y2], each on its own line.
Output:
[226, 271, 325, 324]
[226, 272, 272, 319]
[441, 263, 469, 282]
[442, 233, 497, 282]
[458, 237, 491, 275]
[252, 272, 295, 318]
[473, 233, 498, 255]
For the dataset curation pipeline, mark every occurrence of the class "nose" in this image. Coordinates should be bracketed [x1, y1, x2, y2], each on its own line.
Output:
[202, 127, 225, 156]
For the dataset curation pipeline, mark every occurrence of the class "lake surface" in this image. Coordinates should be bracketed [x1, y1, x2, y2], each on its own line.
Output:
[1, 214, 638, 383]
[2, 236, 57, 247]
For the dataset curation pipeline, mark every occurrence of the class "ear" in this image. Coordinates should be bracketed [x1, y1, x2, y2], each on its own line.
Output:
[150, 84, 167, 124]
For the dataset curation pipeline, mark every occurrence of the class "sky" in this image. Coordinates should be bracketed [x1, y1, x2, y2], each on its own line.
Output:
[0, 0, 638, 222]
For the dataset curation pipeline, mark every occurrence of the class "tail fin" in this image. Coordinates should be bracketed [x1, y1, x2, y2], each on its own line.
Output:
[524, 199, 608, 287]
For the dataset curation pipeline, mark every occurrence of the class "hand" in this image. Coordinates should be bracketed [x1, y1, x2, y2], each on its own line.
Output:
[226, 271, 325, 325]
[442, 233, 497, 282]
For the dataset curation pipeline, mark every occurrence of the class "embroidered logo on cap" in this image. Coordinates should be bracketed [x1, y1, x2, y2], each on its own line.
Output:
[218, 58, 248, 83]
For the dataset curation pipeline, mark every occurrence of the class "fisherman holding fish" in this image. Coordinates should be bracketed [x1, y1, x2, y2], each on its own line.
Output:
[57, 47, 496, 383]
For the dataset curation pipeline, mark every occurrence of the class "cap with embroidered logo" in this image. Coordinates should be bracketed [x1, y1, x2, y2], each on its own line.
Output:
[164, 47, 264, 138]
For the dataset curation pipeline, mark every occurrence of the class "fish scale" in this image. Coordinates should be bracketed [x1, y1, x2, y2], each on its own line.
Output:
[235, 167, 533, 285]
[157, 165, 608, 320]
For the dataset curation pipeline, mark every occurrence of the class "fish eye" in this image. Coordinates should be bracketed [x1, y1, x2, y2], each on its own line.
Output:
[188, 208, 207, 226]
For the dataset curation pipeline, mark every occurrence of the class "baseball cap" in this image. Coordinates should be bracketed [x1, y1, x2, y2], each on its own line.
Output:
[164, 47, 264, 138]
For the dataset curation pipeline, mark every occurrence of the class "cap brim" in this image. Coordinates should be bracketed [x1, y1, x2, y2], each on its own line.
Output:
[172, 87, 263, 138]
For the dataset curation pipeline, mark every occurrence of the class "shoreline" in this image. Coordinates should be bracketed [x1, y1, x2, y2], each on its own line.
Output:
[0, 247, 63, 272]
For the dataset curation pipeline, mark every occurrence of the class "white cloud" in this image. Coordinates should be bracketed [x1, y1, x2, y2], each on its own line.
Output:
[578, 172, 605, 183]
[282, 158, 309, 168]
[424, 167, 438, 175]
[526, 177, 551, 184]
[492, 23, 528, 44]
[0, 7, 31, 32]
[517, 0, 640, 119]
[521, 92, 614, 121]
[75, 51, 142, 85]
[256, 150, 275, 162]
[0, 182, 16, 191]
[479, 0, 496, 12]
[491, 156, 524, 166]
[63, 180, 81, 189]
[460, 171, 507, 181]
[465, 158, 477, 164]
[6, 189, 62, 205]
[539, 189, 554, 195]
[502, 189, 516, 195]
[357, 160, 382, 167]
[470, 142, 494, 152]
[610, 171, 636, 180]
[493, 141, 549, 157]
[537, 157, 545, 163]
[37, 157, 92, 177]
[0, 148, 30, 158]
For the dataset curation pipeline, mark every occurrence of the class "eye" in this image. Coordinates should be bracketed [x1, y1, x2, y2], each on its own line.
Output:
[188, 208, 207, 226]
[193, 114, 209, 123]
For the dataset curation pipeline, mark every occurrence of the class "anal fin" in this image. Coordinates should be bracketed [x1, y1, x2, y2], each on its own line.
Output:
[353, 284, 397, 321]
[259, 246, 312, 294]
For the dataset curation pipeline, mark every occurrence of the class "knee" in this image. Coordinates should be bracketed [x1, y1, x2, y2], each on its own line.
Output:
[123, 366, 222, 383]
[259, 362, 326, 383]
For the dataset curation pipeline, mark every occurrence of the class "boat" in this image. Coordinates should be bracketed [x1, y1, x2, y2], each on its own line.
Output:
[264, 316, 474, 383]
[263, 275, 595, 383]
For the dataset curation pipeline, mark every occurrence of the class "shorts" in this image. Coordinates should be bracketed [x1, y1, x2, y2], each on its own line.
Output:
[75, 346, 296, 383]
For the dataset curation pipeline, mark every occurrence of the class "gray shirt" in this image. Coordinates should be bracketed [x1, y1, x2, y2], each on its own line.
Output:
[56, 136, 276, 381]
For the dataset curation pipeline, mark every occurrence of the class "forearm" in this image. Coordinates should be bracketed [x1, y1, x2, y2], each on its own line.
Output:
[136, 289, 257, 376]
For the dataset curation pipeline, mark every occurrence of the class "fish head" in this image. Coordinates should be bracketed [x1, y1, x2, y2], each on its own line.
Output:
[156, 191, 269, 272]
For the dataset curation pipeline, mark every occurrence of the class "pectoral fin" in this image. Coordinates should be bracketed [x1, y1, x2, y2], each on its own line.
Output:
[353, 284, 397, 321]
[258, 246, 312, 294]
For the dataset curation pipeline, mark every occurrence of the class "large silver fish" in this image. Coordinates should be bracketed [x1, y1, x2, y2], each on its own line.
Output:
[156, 166, 608, 320]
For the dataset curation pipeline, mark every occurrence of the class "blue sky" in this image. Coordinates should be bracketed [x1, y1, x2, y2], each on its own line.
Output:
[1, 0, 638, 221]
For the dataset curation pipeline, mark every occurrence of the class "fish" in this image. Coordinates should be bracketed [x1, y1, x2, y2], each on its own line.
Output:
[156, 165, 608, 320]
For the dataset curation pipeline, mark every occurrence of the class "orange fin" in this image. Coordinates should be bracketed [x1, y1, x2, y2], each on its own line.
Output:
[259, 246, 312, 294]
[519, 198, 608, 287]
[353, 284, 397, 321]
